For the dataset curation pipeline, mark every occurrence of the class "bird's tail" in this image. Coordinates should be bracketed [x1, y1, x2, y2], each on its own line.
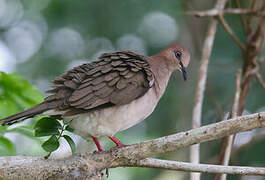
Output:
[0, 101, 58, 126]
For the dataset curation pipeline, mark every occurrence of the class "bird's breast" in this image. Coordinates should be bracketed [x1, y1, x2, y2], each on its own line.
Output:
[68, 87, 159, 138]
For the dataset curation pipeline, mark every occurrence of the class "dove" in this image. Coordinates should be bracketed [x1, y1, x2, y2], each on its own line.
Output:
[1, 44, 190, 152]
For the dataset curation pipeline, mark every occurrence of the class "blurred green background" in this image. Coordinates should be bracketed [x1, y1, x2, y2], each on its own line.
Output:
[0, 0, 264, 179]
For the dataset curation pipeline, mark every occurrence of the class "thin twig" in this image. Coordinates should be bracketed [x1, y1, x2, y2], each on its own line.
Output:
[187, 8, 265, 17]
[250, 0, 257, 11]
[215, 71, 241, 180]
[217, 16, 246, 51]
[231, 71, 241, 118]
[128, 158, 265, 176]
[191, 0, 228, 179]
[255, 71, 265, 89]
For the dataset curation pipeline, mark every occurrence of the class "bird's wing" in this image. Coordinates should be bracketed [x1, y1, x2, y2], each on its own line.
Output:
[45, 51, 154, 116]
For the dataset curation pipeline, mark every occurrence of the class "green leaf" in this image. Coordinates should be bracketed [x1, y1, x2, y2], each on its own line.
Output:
[0, 126, 8, 136]
[0, 137, 16, 156]
[65, 125, 74, 132]
[0, 99, 19, 119]
[34, 117, 62, 137]
[41, 135, 59, 152]
[63, 135, 76, 154]
[7, 126, 34, 138]
[0, 72, 43, 111]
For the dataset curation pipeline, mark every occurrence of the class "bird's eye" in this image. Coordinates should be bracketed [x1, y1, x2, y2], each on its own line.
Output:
[174, 50, 182, 60]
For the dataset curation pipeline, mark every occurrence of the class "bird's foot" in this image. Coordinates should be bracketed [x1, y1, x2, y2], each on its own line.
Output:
[92, 136, 125, 177]
[108, 136, 125, 147]
[108, 136, 126, 151]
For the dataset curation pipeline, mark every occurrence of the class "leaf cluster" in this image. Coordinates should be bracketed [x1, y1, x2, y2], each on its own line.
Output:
[34, 117, 76, 158]
[0, 72, 75, 157]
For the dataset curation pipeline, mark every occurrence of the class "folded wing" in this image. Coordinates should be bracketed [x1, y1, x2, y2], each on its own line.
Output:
[45, 51, 154, 116]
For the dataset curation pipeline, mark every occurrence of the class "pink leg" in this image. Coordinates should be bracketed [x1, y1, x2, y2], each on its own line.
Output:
[108, 136, 124, 147]
[91, 136, 103, 152]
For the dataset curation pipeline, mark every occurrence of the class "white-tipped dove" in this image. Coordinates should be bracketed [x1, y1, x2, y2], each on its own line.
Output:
[1, 44, 190, 152]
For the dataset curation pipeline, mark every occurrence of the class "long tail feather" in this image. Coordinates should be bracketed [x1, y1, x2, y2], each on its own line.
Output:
[0, 101, 59, 126]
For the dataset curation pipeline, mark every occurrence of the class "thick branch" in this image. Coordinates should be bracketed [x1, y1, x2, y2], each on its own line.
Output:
[0, 112, 264, 179]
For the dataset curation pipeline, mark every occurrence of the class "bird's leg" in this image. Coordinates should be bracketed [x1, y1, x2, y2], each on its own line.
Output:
[91, 136, 103, 152]
[108, 136, 124, 147]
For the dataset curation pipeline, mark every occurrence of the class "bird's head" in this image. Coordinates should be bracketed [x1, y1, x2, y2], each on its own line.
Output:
[160, 44, 190, 81]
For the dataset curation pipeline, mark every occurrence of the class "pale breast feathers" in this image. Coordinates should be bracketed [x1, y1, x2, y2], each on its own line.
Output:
[44, 51, 154, 116]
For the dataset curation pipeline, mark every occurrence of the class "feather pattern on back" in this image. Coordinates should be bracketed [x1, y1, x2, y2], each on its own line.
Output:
[45, 51, 154, 117]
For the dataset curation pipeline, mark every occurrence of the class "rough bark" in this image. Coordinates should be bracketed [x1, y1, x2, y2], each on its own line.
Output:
[0, 112, 264, 180]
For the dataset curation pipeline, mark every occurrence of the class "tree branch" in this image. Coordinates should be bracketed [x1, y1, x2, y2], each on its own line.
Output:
[239, 2, 265, 115]
[128, 158, 265, 176]
[191, 0, 228, 179]
[215, 71, 241, 180]
[187, 8, 265, 17]
[217, 16, 246, 51]
[255, 71, 265, 90]
[0, 112, 264, 180]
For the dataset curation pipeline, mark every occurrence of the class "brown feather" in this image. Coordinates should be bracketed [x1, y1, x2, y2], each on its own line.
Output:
[69, 86, 93, 102]
[45, 51, 153, 115]
[70, 93, 94, 106]
[108, 76, 120, 86]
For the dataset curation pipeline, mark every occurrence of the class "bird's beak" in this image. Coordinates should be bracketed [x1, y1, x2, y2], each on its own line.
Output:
[179, 61, 187, 81]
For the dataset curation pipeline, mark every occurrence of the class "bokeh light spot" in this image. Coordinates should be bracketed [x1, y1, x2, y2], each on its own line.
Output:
[138, 12, 178, 48]
[0, 0, 24, 28]
[4, 20, 44, 62]
[116, 34, 146, 55]
[0, 41, 16, 73]
[46, 27, 85, 60]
